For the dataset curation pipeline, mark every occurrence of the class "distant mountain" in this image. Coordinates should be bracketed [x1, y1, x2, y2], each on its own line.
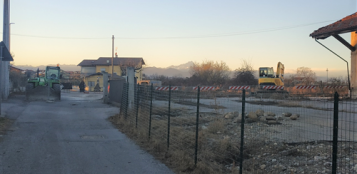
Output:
[13, 64, 80, 71]
[143, 62, 193, 77]
[143, 67, 190, 77]
[167, 61, 194, 70]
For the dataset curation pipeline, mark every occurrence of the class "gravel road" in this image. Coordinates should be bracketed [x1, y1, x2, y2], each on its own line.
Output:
[0, 92, 173, 174]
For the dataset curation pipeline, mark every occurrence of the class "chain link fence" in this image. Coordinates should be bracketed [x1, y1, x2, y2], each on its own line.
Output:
[111, 83, 356, 174]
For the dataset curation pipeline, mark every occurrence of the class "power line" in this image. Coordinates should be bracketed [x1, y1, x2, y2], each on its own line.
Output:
[10, 33, 108, 40]
[8, 20, 335, 40]
[117, 20, 336, 39]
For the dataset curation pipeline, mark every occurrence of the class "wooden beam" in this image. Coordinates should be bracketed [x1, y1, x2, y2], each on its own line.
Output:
[333, 34, 356, 52]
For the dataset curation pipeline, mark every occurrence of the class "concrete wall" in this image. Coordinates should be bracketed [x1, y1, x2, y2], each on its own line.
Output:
[108, 78, 126, 103]
[127, 67, 135, 109]
[102, 72, 109, 103]
[351, 33, 357, 98]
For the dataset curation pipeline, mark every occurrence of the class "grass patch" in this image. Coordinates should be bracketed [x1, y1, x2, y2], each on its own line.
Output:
[206, 119, 225, 134]
[0, 117, 13, 136]
[109, 111, 247, 174]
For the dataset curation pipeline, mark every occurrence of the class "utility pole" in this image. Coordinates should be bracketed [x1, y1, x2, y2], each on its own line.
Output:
[0, 45, 3, 115]
[111, 35, 114, 80]
[2, 0, 10, 100]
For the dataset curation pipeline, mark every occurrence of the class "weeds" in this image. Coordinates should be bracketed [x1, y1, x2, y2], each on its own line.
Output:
[0, 117, 12, 135]
[109, 110, 246, 174]
[206, 119, 225, 134]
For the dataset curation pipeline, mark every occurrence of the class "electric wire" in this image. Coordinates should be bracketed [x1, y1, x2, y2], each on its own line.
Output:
[7, 20, 335, 40]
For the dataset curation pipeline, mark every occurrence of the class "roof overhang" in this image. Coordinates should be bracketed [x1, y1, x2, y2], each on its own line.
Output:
[310, 13, 357, 40]
[310, 13, 357, 51]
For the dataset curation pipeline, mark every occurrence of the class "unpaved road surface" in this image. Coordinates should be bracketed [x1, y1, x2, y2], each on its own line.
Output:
[0, 92, 173, 174]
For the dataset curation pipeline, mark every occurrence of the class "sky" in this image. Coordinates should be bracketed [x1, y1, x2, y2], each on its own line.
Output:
[3, 0, 357, 77]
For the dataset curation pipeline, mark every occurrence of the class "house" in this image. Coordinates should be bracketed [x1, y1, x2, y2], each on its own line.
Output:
[77, 57, 145, 92]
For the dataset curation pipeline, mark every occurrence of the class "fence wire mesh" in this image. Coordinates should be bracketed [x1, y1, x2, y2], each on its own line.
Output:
[114, 84, 356, 174]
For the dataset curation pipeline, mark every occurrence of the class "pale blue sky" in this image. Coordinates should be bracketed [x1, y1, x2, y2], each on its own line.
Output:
[4, 0, 357, 77]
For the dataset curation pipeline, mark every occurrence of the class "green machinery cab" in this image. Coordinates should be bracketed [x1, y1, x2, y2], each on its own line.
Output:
[26, 66, 62, 101]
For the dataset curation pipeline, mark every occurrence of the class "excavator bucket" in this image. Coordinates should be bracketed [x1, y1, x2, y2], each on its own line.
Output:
[26, 84, 61, 101]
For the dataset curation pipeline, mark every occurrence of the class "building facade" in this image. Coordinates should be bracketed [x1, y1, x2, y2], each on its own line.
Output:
[78, 57, 145, 92]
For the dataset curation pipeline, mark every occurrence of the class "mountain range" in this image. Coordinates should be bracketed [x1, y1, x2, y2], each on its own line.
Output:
[13, 61, 344, 81]
[13, 64, 81, 72]
[142, 61, 193, 77]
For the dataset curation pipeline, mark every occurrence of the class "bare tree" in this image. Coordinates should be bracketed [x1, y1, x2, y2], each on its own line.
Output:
[190, 60, 230, 85]
[293, 67, 316, 85]
[231, 60, 257, 85]
[328, 76, 348, 85]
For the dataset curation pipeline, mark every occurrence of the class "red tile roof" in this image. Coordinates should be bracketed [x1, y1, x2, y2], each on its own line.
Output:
[310, 12, 357, 39]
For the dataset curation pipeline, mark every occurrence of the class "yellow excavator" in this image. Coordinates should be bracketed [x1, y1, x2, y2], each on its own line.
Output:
[257, 62, 288, 95]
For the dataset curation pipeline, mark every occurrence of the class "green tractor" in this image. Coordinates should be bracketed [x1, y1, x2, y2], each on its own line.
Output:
[26, 66, 62, 101]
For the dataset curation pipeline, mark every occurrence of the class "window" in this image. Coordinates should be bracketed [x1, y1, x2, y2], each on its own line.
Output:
[100, 68, 106, 72]
[259, 67, 274, 78]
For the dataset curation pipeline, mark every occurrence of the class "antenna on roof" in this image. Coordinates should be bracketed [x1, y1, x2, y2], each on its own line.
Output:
[115, 47, 118, 57]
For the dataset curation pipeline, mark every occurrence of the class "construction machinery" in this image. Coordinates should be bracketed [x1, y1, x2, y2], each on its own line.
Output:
[257, 62, 288, 95]
[26, 66, 62, 101]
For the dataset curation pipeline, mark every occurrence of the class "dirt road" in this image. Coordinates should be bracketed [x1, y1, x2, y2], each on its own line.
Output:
[0, 92, 173, 174]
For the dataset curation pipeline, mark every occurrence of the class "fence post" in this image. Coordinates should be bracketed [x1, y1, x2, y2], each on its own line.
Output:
[195, 86, 200, 166]
[167, 84, 171, 149]
[135, 84, 139, 128]
[239, 89, 246, 174]
[119, 82, 126, 116]
[125, 83, 129, 119]
[332, 92, 339, 174]
[149, 84, 153, 139]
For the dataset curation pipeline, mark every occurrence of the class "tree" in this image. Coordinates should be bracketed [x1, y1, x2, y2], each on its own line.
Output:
[328, 77, 347, 85]
[231, 60, 257, 85]
[293, 67, 316, 85]
[189, 60, 230, 85]
[9, 70, 27, 92]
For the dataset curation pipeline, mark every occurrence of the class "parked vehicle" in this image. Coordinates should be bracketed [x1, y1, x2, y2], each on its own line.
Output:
[26, 65, 62, 101]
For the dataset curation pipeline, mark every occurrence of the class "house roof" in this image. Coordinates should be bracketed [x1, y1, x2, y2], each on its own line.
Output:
[310, 12, 357, 39]
[78, 57, 145, 68]
[10, 66, 23, 71]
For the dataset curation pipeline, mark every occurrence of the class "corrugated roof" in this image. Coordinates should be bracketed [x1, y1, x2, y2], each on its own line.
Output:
[310, 12, 357, 39]
[78, 57, 145, 68]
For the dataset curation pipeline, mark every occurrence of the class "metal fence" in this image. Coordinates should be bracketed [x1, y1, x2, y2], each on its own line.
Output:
[114, 84, 356, 174]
